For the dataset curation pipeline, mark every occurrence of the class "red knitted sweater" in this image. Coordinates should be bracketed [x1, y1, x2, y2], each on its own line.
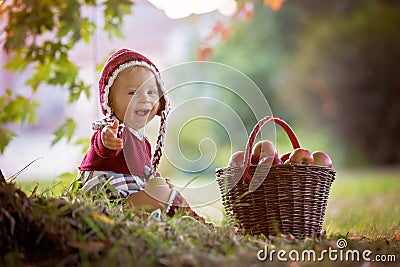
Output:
[79, 126, 152, 177]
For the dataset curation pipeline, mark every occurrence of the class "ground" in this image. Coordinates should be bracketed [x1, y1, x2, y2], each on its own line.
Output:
[1, 167, 399, 266]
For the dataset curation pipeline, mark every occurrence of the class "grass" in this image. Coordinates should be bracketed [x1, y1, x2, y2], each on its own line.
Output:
[15, 167, 400, 237]
[4, 167, 400, 266]
[325, 168, 400, 239]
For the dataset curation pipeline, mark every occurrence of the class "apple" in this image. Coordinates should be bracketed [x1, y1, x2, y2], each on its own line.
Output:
[228, 151, 245, 167]
[251, 140, 278, 165]
[273, 156, 283, 165]
[289, 148, 314, 164]
[145, 177, 168, 187]
[312, 151, 333, 168]
[280, 152, 291, 163]
[259, 155, 282, 166]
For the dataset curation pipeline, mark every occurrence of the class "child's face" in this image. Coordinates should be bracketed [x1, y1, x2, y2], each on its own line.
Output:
[109, 66, 160, 130]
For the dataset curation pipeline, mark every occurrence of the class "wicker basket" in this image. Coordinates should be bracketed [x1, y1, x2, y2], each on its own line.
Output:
[216, 116, 336, 239]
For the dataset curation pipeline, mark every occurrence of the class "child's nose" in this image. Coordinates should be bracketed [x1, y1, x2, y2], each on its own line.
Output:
[138, 90, 150, 102]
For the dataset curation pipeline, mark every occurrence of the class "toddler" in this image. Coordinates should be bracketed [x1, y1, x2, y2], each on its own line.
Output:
[73, 48, 204, 219]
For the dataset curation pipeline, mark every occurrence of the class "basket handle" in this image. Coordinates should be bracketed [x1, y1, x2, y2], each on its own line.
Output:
[242, 116, 301, 181]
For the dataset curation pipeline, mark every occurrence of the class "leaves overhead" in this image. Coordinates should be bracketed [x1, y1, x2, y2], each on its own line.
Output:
[51, 118, 77, 146]
[0, 89, 39, 153]
[0, 0, 134, 153]
[197, 0, 285, 61]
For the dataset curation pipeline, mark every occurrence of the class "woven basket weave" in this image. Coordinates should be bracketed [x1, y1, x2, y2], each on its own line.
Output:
[216, 116, 336, 239]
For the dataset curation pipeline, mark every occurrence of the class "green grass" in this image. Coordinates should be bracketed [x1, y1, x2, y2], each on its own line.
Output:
[15, 179, 69, 197]
[325, 168, 400, 239]
[15, 167, 400, 238]
[6, 167, 400, 266]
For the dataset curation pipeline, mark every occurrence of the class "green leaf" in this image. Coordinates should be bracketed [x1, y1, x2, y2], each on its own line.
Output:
[80, 20, 96, 43]
[51, 118, 76, 146]
[4, 54, 30, 71]
[57, 24, 72, 39]
[2, 96, 27, 123]
[21, 100, 40, 124]
[68, 180, 80, 195]
[57, 171, 77, 181]
[69, 81, 91, 103]
[75, 137, 91, 153]
[0, 0, 136, 154]
[5, 89, 12, 97]
[119, 2, 133, 15]
[104, 21, 124, 39]
[26, 63, 52, 91]
[84, 0, 97, 5]
[0, 128, 17, 154]
[0, 91, 39, 125]
[48, 58, 79, 86]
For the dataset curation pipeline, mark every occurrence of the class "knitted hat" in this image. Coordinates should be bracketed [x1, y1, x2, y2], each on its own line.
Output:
[99, 48, 167, 116]
[94, 48, 170, 177]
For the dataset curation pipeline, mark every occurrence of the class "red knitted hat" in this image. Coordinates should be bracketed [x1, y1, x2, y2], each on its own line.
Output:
[99, 48, 167, 116]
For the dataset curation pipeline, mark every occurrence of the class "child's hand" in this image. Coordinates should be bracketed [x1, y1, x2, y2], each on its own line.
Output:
[101, 120, 123, 150]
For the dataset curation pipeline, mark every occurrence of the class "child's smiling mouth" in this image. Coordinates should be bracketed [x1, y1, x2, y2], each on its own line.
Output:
[135, 109, 150, 116]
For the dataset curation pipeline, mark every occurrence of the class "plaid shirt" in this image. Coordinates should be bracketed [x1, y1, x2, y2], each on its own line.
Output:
[77, 170, 146, 198]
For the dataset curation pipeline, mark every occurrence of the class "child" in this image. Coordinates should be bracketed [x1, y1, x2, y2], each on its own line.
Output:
[73, 48, 204, 220]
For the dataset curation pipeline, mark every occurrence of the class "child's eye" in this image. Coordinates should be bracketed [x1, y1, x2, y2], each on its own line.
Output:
[129, 90, 137, 96]
[148, 89, 158, 95]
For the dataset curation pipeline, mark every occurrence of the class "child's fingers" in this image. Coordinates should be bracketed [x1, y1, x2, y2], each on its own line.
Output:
[104, 137, 123, 150]
[111, 119, 119, 129]
[103, 126, 119, 137]
[105, 142, 123, 150]
[101, 125, 123, 150]
[104, 141, 123, 150]
[104, 132, 123, 144]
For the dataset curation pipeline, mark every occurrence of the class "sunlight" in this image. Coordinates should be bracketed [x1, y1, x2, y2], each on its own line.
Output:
[147, 0, 237, 19]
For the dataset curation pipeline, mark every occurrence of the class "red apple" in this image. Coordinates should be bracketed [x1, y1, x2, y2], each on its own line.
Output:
[251, 140, 278, 165]
[259, 155, 282, 166]
[273, 156, 283, 165]
[289, 148, 314, 164]
[312, 151, 333, 168]
[258, 157, 273, 166]
[280, 152, 291, 163]
[228, 151, 245, 167]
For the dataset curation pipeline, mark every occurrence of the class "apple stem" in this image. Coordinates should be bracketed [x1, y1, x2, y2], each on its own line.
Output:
[242, 116, 300, 181]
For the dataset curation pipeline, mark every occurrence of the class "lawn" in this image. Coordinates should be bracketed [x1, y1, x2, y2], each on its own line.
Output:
[15, 167, 400, 237]
[3, 167, 399, 266]
[325, 167, 400, 239]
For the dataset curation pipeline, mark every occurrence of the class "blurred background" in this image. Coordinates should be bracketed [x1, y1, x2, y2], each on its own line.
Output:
[1, 0, 399, 222]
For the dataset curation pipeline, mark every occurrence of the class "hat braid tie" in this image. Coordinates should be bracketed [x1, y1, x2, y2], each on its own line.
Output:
[150, 104, 170, 177]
